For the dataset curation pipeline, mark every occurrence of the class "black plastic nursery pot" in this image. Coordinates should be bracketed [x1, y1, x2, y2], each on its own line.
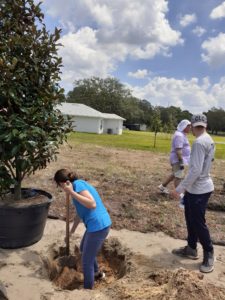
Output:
[0, 189, 53, 249]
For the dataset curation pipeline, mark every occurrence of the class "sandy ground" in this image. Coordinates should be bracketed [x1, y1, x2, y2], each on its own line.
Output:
[1, 142, 225, 299]
[0, 219, 225, 300]
[24, 142, 225, 244]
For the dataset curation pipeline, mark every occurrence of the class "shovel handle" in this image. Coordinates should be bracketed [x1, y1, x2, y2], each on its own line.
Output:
[65, 193, 70, 256]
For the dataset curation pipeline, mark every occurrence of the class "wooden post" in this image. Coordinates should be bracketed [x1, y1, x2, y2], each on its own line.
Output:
[65, 193, 70, 256]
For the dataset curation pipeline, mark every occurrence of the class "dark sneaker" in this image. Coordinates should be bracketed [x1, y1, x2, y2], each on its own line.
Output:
[94, 271, 106, 281]
[172, 245, 199, 260]
[200, 250, 214, 273]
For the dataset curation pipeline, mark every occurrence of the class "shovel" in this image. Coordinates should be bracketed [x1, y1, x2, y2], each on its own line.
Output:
[65, 193, 70, 256]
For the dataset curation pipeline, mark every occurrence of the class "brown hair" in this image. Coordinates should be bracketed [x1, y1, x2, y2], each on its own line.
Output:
[54, 169, 78, 186]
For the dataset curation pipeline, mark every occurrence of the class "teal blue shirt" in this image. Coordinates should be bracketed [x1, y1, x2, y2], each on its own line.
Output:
[72, 179, 111, 232]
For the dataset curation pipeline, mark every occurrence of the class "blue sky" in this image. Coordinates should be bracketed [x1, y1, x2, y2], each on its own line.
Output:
[40, 0, 225, 113]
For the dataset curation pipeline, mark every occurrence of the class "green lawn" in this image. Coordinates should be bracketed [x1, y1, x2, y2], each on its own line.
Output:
[68, 130, 225, 159]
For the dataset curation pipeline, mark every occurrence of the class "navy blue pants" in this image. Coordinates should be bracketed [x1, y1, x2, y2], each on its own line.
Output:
[80, 226, 110, 289]
[184, 192, 213, 252]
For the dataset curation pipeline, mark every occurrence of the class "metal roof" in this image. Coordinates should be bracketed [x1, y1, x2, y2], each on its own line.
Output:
[56, 103, 102, 118]
[101, 113, 125, 120]
[56, 103, 125, 120]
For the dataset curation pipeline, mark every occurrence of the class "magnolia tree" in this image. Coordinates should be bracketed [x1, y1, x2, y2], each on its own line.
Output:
[0, 0, 71, 200]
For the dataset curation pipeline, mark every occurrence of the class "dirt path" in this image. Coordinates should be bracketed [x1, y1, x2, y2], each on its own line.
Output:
[0, 219, 225, 300]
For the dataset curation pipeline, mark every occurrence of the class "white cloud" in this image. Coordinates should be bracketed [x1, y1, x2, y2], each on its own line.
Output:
[58, 28, 116, 91]
[179, 13, 197, 27]
[128, 69, 149, 79]
[192, 26, 206, 37]
[130, 76, 217, 114]
[210, 1, 225, 19]
[42, 0, 183, 89]
[201, 33, 225, 68]
[211, 77, 225, 108]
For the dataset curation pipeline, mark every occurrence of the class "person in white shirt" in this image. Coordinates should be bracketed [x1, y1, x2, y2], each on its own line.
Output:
[171, 114, 215, 273]
[158, 119, 191, 194]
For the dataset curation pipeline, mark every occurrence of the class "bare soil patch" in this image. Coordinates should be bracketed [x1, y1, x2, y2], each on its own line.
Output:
[1, 220, 225, 300]
[40, 237, 225, 300]
[17, 142, 225, 299]
[24, 142, 225, 245]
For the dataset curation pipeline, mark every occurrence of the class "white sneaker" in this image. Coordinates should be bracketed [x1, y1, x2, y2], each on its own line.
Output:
[179, 193, 184, 209]
[158, 184, 169, 194]
[94, 271, 106, 280]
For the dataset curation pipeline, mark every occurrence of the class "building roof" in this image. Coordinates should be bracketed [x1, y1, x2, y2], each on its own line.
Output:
[56, 103, 125, 120]
[56, 103, 102, 118]
[101, 113, 125, 120]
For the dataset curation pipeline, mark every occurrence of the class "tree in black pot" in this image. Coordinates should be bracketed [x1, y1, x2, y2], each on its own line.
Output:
[0, 0, 71, 248]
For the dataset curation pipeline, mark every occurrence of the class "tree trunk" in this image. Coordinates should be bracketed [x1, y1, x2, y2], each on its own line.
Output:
[14, 181, 22, 201]
[154, 132, 157, 148]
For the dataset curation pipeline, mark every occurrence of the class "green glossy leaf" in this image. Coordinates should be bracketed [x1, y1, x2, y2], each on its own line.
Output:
[0, 0, 72, 199]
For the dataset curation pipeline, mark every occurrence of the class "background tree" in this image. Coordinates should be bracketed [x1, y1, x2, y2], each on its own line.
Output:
[179, 109, 192, 122]
[120, 96, 145, 124]
[66, 76, 225, 135]
[66, 77, 131, 116]
[162, 114, 175, 133]
[206, 107, 225, 134]
[66, 77, 156, 125]
[138, 100, 154, 127]
[160, 107, 176, 131]
[0, 0, 71, 200]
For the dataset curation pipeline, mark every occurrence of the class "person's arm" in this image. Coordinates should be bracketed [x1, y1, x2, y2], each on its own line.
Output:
[175, 148, 184, 169]
[62, 181, 96, 209]
[173, 134, 185, 168]
[70, 215, 80, 235]
[176, 142, 205, 194]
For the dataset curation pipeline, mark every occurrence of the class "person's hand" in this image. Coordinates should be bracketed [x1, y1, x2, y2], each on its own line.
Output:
[61, 181, 73, 194]
[170, 190, 180, 199]
[180, 163, 184, 170]
[179, 162, 184, 170]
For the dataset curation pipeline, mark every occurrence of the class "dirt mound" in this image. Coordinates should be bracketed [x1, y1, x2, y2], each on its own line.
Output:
[147, 269, 225, 300]
[107, 268, 225, 300]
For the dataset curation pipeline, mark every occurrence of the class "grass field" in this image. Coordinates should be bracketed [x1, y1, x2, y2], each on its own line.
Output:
[68, 130, 225, 159]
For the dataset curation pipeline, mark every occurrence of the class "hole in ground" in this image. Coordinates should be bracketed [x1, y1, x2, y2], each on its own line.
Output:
[43, 237, 131, 290]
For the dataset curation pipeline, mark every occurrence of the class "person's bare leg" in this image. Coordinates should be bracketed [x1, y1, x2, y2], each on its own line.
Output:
[162, 174, 174, 187]
[174, 177, 181, 188]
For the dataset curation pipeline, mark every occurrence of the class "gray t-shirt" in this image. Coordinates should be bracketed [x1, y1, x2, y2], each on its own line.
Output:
[176, 132, 215, 194]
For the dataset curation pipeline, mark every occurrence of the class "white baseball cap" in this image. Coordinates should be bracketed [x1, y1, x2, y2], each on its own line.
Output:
[191, 114, 207, 127]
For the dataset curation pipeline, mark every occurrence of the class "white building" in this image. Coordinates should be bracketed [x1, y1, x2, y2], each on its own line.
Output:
[56, 103, 125, 135]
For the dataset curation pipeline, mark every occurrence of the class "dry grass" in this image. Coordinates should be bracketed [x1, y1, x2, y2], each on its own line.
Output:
[24, 142, 225, 245]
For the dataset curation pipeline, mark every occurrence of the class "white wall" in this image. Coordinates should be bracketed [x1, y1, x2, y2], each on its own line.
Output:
[140, 124, 147, 131]
[103, 119, 123, 135]
[71, 116, 103, 134]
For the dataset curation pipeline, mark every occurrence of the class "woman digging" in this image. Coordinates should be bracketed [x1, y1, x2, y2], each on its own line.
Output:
[54, 168, 111, 289]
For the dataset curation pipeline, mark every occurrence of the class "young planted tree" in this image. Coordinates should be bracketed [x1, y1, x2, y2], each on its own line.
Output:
[151, 107, 162, 148]
[0, 0, 71, 200]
